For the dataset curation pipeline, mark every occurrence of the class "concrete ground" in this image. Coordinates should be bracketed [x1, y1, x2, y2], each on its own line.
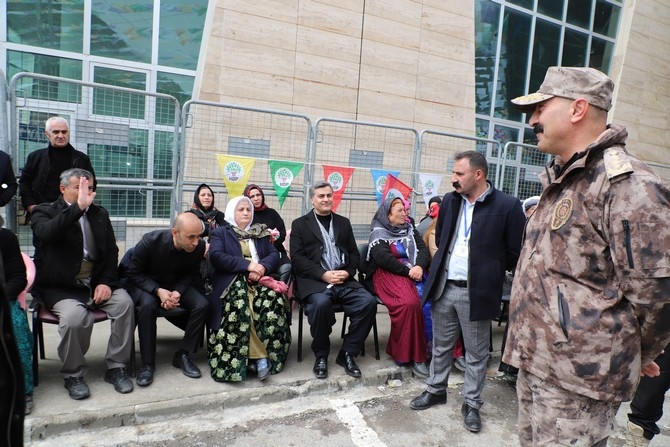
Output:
[23, 301, 670, 446]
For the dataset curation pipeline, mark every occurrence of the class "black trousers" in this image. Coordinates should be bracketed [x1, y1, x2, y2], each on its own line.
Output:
[129, 285, 208, 366]
[303, 285, 377, 358]
[628, 341, 670, 440]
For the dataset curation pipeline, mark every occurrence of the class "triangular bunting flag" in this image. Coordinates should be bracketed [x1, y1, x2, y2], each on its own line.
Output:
[216, 154, 256, 197]
[268, 160, 304, 208]
[323, 164, 355, 212]
[382, 174, 412, 203]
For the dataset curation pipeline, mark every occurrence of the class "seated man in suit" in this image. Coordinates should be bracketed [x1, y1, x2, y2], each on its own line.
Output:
[31, 168, 134, 400]
[290, 181, 377, 379]
[119, 212, 208, 387]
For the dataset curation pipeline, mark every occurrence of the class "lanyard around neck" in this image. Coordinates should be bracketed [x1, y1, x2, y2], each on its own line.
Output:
[462, 201, 473, 239]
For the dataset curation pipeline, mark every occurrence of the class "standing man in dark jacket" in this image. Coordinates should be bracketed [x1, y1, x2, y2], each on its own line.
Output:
[31, 169, 134, 400]
[409, 151, 525, 434]
[119, 212, 209, 387]
[19, 116, 95, 215]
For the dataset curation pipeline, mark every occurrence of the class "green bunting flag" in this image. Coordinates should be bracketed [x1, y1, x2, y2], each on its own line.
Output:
[268, 160, 304, 208]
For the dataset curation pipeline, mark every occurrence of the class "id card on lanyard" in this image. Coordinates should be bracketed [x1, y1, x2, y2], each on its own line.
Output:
[453, 201, 472, 258]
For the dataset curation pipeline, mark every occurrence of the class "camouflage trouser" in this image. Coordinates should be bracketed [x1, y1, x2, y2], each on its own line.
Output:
[517, 369, 620, 446]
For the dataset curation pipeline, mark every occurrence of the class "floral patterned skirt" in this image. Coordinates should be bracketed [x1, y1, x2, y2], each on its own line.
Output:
[208, 275, 291, 382]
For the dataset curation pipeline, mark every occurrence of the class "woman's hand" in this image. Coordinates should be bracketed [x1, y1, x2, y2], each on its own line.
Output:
[408, 266, 423, 281]
[247, 261, 266, 276]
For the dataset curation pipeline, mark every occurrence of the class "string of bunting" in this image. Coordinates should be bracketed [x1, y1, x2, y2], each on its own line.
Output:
[215, 154, 444, 209]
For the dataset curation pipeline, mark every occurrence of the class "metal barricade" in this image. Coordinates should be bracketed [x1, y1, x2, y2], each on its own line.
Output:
[9, 73, 181, 254]
[0, 70, 11, 228]
[312, 118, 419, 241]
[500, 141, 549, 200]
[180, 100, 312, 228]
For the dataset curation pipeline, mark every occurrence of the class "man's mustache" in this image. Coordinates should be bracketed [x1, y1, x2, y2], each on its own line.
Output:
[533, 124, 544, 134]
[452, 181, 461, 189]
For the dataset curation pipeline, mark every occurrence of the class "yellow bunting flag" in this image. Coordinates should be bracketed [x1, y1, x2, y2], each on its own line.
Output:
[215, 154, 256, 198]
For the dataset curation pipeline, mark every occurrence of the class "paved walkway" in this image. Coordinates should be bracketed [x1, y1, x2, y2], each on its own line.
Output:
[23, 301, 670, 445]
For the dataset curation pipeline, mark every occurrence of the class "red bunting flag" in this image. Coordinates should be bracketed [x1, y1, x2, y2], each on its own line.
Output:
[322, 164, 355, 212]
[382, 174, 413, 203]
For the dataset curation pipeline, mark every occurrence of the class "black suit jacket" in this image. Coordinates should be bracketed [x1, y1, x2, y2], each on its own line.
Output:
[290, 210, 363, 298]
[119, 229, 205, 296]
[31, 197, 121, 308]
[19, 144, 96, 210]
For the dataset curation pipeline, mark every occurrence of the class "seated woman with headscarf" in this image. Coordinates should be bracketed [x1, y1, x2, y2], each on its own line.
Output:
[188, 183, 227, 294]
[207, 196, 291, 382]
[368, 197, 431, 378]
[188, 183, 226, 240]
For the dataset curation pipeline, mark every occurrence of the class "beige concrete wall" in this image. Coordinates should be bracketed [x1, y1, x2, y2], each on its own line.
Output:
[196, 0, 475, 135]
[610, 0, 670, 175]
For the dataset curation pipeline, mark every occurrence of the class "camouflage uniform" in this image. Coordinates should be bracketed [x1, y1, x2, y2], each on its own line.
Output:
[503, 124, 670, 444]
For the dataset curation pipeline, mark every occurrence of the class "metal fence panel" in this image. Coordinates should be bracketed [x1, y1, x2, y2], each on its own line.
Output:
[500, 142, 550, 201]
[0, 70, 11, 228]
[179, 101, 312, 230]
[312, 118, 419, 241]
[9, 73, 181, 255]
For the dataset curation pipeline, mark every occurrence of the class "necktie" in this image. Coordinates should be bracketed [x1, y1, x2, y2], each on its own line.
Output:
[80, 212, 96, 261]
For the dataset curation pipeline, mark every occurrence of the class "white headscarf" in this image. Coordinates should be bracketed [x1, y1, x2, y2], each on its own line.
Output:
[224, 196, 254, 230]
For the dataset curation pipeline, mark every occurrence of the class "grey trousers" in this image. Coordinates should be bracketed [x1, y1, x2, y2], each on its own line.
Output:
[51, 289, 135, 378]
[425, 283, 490, 410]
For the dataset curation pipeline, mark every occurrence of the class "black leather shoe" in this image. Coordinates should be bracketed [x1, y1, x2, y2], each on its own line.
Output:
[409, 390, 446, 410]
[172, 351, 201, 378]
[336, 351, 361, 378]
[136, 364, 155, 387]
[105, 367, 134, 394]
[313, 356, 328, 379]
[64, 376, 90, 400]
[461, 403, 481, 432]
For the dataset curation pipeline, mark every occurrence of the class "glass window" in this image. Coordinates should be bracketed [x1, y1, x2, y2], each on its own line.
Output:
[92, 67, 147, 119]
[90, 0, 153, 63]
[567, 0, 592, 29]
[88, 129, 148, 217]
[494, 8, 531, 121]
[507, 0, 533, 10]
[475, 2, 500, 115]
[594, 1, 620, 38]
[476, 118, 490, 140]
[156, 72, 194, 126]
[158, 0, 208, 70]
[537, 0, 564, 20]
[7, 51, 82, 102]
[16, 110, 69, 168]
[589, 37, 615, 73]
[95, 189, 147, 217]
[153, 130, 174, 180]
[529, 19, 561, 94]
[562, 29, 589, 67]
[6, 0, 84, 52]
[152, 191, 172, 219]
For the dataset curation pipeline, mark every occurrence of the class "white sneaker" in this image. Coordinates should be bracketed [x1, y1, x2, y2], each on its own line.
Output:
[626, 421, 651, 447]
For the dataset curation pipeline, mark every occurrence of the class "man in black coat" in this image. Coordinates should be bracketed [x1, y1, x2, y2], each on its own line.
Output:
[290, 181, 377, 380]
[409, 151, 525, 434]
[31, 168, 134, 400]
[119, 212, 208, 387]
[19, 117, 95, 215]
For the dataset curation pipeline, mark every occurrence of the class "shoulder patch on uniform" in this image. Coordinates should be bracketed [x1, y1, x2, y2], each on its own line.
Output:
[551, 198, 573, 230]
[603, 147, 634, 180]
